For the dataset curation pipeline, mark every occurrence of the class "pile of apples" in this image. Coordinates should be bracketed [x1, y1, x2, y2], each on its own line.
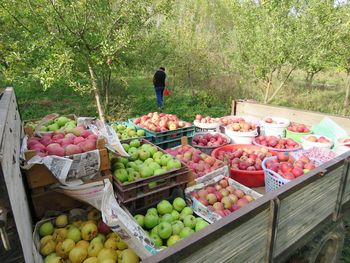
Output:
[224, 119, 257, 133]
[38, 116, 77, 133]
[27, 127, 98, 157]
[264, 152, 316, 180]
[111, 139, 182, 184]
[192, 133, 229, 147]
[190, 178, 255, 217]
[305, 135, 331, 143]
[133, 112, 192, 132]
[134, 198, 209, 248]
[215, 147, 273, 171]
[111, 123, 145, 141]
[287, 123, 310, 133]
[194, 114, 220, 124]
[254, 135, 299, 150]
[165, 145, 223, 178]
[38, 208, 139, 263]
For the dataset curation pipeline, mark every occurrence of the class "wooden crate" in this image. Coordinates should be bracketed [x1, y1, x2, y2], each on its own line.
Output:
[31, 172, 112, 220]
[24, 138, 109, 190]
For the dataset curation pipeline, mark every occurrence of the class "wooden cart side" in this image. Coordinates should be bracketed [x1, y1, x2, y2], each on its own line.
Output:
[232, 100, 350, 133]
[0, 88, 34, 263]
[142, 197, 272, 263]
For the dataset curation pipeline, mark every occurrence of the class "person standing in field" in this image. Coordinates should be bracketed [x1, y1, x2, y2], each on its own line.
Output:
[153, 67, 166, 110]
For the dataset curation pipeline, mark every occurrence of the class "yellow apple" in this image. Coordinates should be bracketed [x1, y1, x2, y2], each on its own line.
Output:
[40, 235, 54, 246]
[76, 240, 90, 250]
[55, 215, 68, 228]
[106, 232, 120, 240]
[73, 220, 84, 229]
[100, 259, 115, 263]
[67, 227, 81, 243]
[97, 248, 118, 262]
[53, 228, 68, 242]
[69, 246, 88, 263]
[44, 253, 57, 263]
[87, 209, 101, 222]
[46, 256, 64, 263]
[104, 238, 118, 250]
[40, 239, 57, 256]
[81, 222, 98, 241]
[118, 249, 139, 263]
[83, 257, 98, 263]
[116, 240, 128, 250]
[88, 241, 104, 257]
[56, 239, 75, 259]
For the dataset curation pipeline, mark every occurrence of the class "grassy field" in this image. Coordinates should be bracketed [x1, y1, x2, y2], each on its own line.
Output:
[13, 74, 350, 262]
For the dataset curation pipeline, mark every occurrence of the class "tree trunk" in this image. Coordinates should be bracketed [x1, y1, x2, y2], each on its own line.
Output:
[307, 72, 315, 89]
[88, 62, 105, 122]
[267, 67, 295, 104]
[105, 70, 111, 107]
[263, 70, 275, 103]
[343, 70, 350, 115]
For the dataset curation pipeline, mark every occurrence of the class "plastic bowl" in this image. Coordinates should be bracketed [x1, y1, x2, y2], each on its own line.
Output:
[285, 129, 312, 143]
[252, 138, 301, 153]
[301, 134, 333, 150]
[335, 138, 350, 156]
[223, 126, 258, 145]
[260, 117, 290, 137]
[192, 131, 231, 155]
[211, 144, 266, 187]
[193, 120, 221, 129]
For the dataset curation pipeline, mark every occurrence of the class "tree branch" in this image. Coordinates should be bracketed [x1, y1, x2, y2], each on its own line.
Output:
[0, 2, 32, 33]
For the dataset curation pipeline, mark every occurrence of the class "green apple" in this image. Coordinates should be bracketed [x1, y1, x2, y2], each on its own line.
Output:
[183, 215, 196, 229]
[48, 123, 59, 131]
[90, 236, 103, 246]
[147, 208, 158, 215]
[97, 248, 118, 262]
[154, 168, 166, 176]
[129, 139, 141, 148]
[149, 162, 161, 171]
[56, 116, 70, 127]
[69, 246, 88, 262]
[44, 253, 57, 263]
[122, 143, 129, 152]
[179, 227, 195, 238]
[140, 166, 154, 178]
[157, 222, 172, 239]
[160, 154, 173, 166]
[171, 221, 184, 235]
[157, 200, 173, 215]
[55, 214, 68, 228]
[166, 160, 179, 171]
[139, 149, 151, 161]
[167, 235, 181, 246]
[39, 222, 54, 237]
[134, 160, 143, 166]
[137, 130, 145, 136]
[150, 225, 159, 236]
[195, 219, 209, 232]
[153, 151, 163, 159]
[116, 156, 129, 166]
[150, 233, 162, 247]
[39, 126, 48, 132]
[144, 158, 154, 165]
[144, 214, 159, 229]
[160, 214, 174, 223]
[118, 249, 139, 263]
[82, 257, 98, 263]
[114, 169, 128, 183]
[173, 197, 186, 212]
[171, 210, 180, 221]
[114, 163, 125, 170]
[128, 130, 137, 137]
[67, 226, 82, 242]
[126, 162, 137, 169]
[179, 207, 193, 220]
[134, 214, 145, 227]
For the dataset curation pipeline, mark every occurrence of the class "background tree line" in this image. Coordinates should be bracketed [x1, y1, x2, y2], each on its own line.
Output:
[1, 0, 350, 120]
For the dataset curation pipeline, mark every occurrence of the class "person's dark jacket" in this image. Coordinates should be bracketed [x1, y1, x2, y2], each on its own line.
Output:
[153, 70, 166, 87]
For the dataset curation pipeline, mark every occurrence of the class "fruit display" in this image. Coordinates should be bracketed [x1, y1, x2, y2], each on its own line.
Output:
[110, 123, 146, 141]
[304, 135, 331, 143]
[189, 177, 256, 217]
[26, 128, 98, 157]
[132, 112, 192, 132]
[37, 208, 139, 263]
[192, 133, 229, 147]
[111, 139, 182, 183]
[38, 116, 77, 133]
[165, 145, 224, 178]
[253, 135, 300, 150]
[133, 197, 209, 248]
[214, 146, 273, 172]
[224, 120, 257, 133]
[194, 115, 220, 124]
[264, 152, 317, 180]
[287, 123, 310, 133]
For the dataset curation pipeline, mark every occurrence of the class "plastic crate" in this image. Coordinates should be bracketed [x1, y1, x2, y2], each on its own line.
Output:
[154, 136, 193, 150]
[109, 121, 153, 142]
[128, 118, 195, 143]
[262, 157, 290, 192]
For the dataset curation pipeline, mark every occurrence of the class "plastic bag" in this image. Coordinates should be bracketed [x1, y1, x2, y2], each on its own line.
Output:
[163, 88, 170, 96]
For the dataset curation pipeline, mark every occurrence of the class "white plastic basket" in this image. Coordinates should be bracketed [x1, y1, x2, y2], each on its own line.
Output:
[262, 157, 290, 192]
[260, 117, 290, 138]
[223, 126, 258, 144]
[301, 134, 333, 150]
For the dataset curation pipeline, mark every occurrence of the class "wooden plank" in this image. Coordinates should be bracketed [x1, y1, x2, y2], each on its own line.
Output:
[233, 100, 350, 133]
[273, 165, 343, 257]
[342, 162, 350, 205]
[0, 88, 34, 263]
[142, 197, 271, 263]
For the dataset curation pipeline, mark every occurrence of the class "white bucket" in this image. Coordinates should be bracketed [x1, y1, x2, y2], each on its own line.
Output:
[260, 117, 290, 138]
[335, 138, 350, 156]
[301, 134, 333, 150]
[193, 120, 221, 132]
[224, 127, 258, 144]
